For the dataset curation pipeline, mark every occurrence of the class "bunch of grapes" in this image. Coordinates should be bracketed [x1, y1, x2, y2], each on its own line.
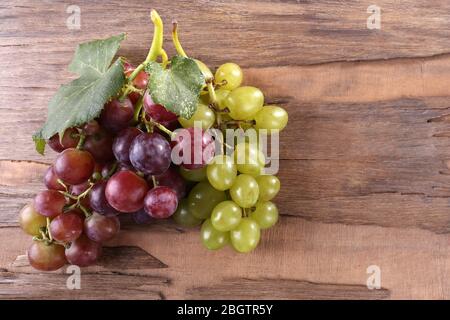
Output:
[173, 62, 288, 253]
[19, 11, 288, 271]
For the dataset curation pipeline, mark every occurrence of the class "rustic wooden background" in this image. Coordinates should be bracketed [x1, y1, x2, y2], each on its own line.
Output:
[1, 0, 450, 299]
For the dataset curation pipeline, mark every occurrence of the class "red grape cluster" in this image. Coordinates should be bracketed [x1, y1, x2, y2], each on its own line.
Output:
[19, 63, 198, 271]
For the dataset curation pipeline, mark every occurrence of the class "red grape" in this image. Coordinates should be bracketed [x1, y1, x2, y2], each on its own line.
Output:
[28, 241, 67, 271]
[69, 180, 90, 196]
[90, 181, 121, 216]
[49, 209, 83, 242]
[82, 120, 101, 136]
[128, 92, 141, 105]
[65, 235, 102, 267]
[43, 166, 65, 191]
[112, 127, 142, 164]
[129, 132, 171, 175]
[54, 148, 95, 185]
[133, 71, 148, 90]
[99, 98, 134, 133]
[48, 128, 80, 153]
[132, 208, 153, 224]
[154, 167, 187, 200]
[124, 61, 148, 90]
[144, 186, 178, 219]
[105, 170, 149, 213]
[84, 212, 120, 242]
[143, 91, 178, 130]
[83, 128, 114, 163]
[173, 127, 215, 170]
[34, 190, 66, 218]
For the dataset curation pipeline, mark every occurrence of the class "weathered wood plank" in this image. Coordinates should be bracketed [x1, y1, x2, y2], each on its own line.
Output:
[187, 278, 390, 300]
[2, 0, 450, 70]
[1, 217, 450, 299]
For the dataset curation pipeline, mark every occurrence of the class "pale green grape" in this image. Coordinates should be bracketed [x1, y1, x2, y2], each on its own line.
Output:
[188, 182, 227, 219]
[230, 174, 259, 208]
[207, 155, 237, 191]
[230, 218, 260, 253]
[254, 105, 288, 132]
[233, 142, 265, 176]
[215, 88, 230, 110]
[178, 103, 215, 129]
[195, 59, 213, 80]
[225, 86, 264, 120]
[256, 175, 280, 201]
[179, 166, 207, 182]
[215, 63, 243, 91]
[201, 219, 229, 250]
[19, 203, 47, 236]
[250, 201, 278, 229]
[211, 201, 242, 232]
[173, 199, 203, 227]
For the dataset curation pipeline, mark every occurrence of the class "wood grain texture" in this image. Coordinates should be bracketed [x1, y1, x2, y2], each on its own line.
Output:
[2, 0, 450, 300]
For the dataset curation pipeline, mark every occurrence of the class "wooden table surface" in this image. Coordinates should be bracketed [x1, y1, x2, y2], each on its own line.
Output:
[1, 0, 450, 300]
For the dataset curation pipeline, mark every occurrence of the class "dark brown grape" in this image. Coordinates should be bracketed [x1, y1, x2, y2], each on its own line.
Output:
[89, 181, 121, 216]
[105, 170, 149, 213]
[154, 167, 187, 200]
[43, 166, 65, 191]
[83, 128, 114, 164]
[28, 241, 67, 271]
[84, 212, 120, 242]
[112, 127, 142, 164]
[34, 190, 66, 218]
[48, 128, 80, 153]
[99, 98, 134, 133]
[65, 235, 102, 267]
[54, 148, 95, 185]
[129, 132, 171, 175]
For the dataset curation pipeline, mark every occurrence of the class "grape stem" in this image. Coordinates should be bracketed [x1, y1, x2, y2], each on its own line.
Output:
[46, 217, 53, 241]
[172, 21, 188, 57]
[152, 176, 158, 187]
[133, 96, 144, 123]
[76, 134, 86, 150]
[120, 9, 165, 100]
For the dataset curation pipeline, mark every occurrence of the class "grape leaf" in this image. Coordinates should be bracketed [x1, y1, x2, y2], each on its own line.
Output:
[33, 34, 126, 154]
[145, 56, 205, 119]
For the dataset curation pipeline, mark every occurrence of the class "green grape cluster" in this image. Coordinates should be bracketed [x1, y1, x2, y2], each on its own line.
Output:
[173, 62, 288, 253]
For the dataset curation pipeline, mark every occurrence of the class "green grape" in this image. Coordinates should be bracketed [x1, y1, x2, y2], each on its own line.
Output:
[179, 166, 207, 182]
[230, 174, 259, 208]
[19, 203, 47, 236]
[254, 105, 288, 132]
[230, 218, 260, 253]
[211, 201, 242, 232]
[256, 175, 280, 201]
[215, 88, 230, 110]
[188, 182, 227, 219]
[215, 63, 243, 91]
[195, 59, 213, 80]
[225, 86, 264, 120]
[250, 201, 279, 229]
[178, 103, 215, 129]
[207, 155, 237, 191]
[201, 219, 230, 250]
[173, 199, 203, 227]
[233, 142, 265, 176]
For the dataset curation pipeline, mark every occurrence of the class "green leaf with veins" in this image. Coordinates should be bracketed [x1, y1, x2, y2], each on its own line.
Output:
[145, 55, 205, 119]
[33, 34, 126, 154]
